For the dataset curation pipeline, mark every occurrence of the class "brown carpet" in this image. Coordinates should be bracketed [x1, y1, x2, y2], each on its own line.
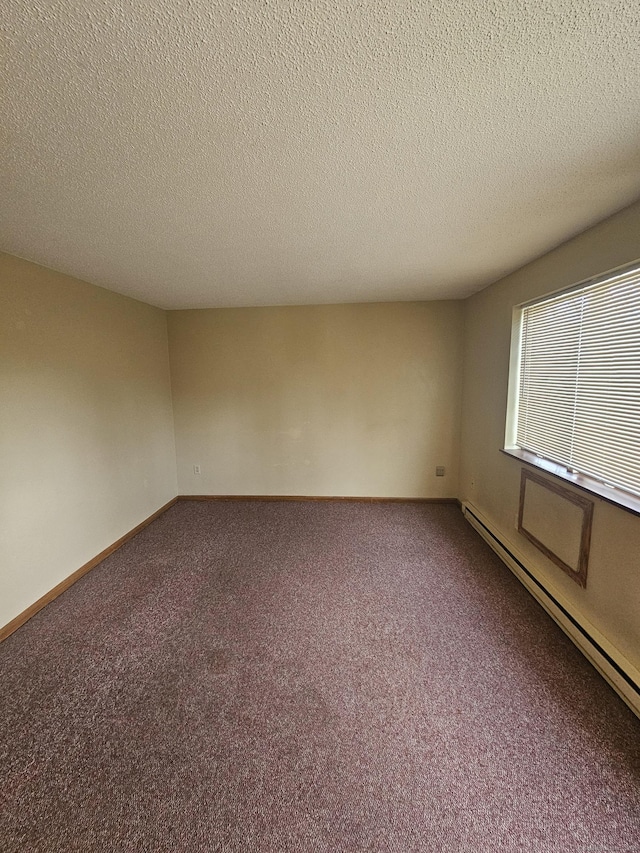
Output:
[1, 501, 639, 852]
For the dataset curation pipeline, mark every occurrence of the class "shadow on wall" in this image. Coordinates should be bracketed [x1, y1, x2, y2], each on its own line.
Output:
[169, 302, 463, 496]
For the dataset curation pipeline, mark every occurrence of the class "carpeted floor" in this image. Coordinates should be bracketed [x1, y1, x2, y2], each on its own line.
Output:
[1, 501, 639, 852]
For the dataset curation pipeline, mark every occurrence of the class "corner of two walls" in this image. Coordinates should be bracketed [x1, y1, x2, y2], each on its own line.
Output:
[1, 254, 465, 633]
[458, 199, 640, 674]
[6, 196, 640, 662]
[0, 254, 178, 630]
[6, 196, 640, 675]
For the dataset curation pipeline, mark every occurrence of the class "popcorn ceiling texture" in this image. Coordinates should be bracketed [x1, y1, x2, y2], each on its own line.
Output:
[2, 0, 640, 308]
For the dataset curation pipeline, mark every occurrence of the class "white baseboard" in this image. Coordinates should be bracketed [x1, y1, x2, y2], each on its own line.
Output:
[461, 501, 640, 719]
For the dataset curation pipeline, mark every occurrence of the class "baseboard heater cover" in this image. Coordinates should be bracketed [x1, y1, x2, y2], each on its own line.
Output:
[461, 501, 640, 719]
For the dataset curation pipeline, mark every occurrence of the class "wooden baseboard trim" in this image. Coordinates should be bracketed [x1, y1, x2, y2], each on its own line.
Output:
[0, 497, 178, 643]
[1, 494, 460, 643]
[179, 494, 460, 504]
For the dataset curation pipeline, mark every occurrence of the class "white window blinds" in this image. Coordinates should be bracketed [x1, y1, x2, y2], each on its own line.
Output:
[515, 264, 640, 498]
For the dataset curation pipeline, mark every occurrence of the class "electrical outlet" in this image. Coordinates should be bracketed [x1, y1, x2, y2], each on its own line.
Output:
[193, 465, 201, 475]
[435, 466, 445, 477]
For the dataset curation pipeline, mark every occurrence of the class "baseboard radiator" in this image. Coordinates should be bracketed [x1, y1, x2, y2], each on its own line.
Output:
[461, 501, 640, 720]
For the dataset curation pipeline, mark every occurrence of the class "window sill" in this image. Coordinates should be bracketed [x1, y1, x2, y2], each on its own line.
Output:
[501, 448, 640, 518]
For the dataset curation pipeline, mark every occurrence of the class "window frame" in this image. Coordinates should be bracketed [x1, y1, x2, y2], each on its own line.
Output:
[503, 259, 640, 518]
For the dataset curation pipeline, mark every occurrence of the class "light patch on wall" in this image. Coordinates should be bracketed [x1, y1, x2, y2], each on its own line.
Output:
[279, 427, 303, 440]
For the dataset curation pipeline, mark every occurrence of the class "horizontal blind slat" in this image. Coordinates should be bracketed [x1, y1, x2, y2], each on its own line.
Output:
[515, 263, 640, 497]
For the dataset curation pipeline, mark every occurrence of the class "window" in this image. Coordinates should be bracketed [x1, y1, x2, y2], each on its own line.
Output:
[505, 261, 640, 512]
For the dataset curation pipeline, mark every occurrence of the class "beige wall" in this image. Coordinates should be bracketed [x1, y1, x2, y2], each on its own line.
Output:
[168, 302, 463, 498]
[460, 200, 640, 671]
[6, 199, 639, 669]
[0, 254, 178, 629]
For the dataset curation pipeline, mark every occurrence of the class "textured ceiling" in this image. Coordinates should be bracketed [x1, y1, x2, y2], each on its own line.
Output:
[2, 1, 640, 309]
